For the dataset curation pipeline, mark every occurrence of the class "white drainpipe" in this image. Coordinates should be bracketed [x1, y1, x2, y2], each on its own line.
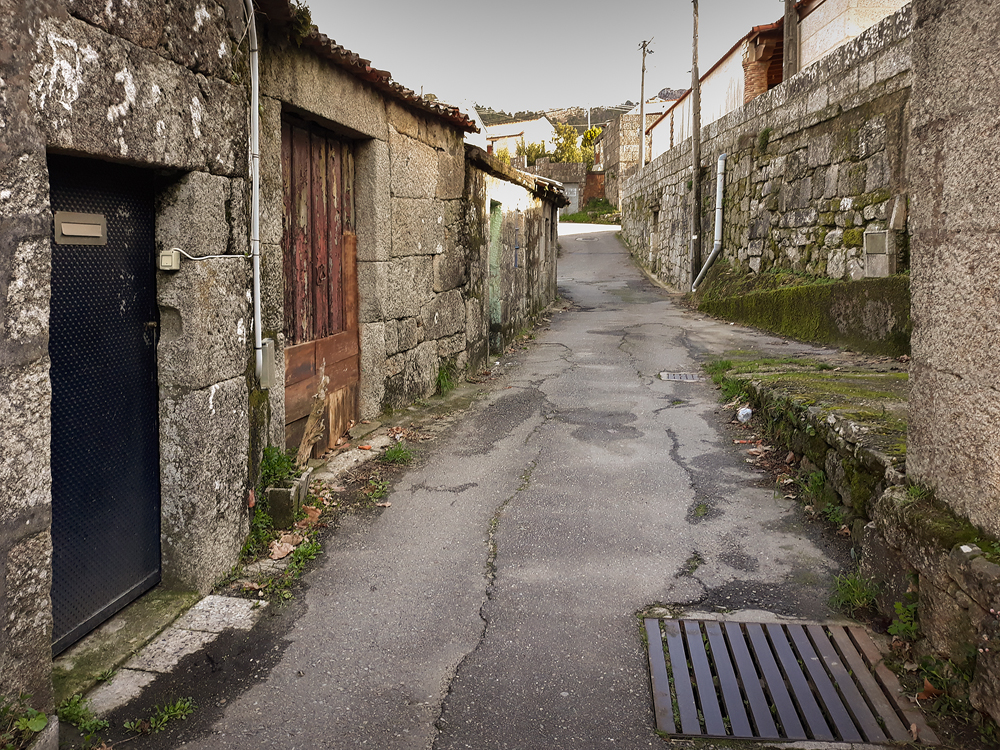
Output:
[243, 0, 263, 383]
[692, 152, 727, 292]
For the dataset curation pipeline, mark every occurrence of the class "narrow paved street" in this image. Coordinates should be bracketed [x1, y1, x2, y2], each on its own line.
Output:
[177, 224, 846, 749]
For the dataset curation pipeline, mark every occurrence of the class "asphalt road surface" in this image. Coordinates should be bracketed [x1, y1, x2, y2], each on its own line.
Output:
[161, 223, 846, 749]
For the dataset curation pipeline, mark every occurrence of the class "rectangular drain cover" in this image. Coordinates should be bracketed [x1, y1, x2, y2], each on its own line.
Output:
[644, 619, 940, 745]
[659, 372, 699, 381]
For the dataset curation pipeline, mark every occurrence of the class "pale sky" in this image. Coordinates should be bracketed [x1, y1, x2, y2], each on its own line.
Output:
[306, 0, 787, 113]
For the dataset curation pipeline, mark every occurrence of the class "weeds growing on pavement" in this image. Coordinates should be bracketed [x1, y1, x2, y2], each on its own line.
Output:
[1, 693, 48, 750]
[830, 569, 879, 615]
[124, 697, 196, 736]
[380, 442, 413, 465]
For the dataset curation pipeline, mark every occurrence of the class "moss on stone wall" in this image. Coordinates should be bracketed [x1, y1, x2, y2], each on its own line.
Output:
[698, 273, 911, 356]
[843, 228, 864, 247]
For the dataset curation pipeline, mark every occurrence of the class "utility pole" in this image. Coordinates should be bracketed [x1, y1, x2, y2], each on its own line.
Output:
[690, 0, 702, 284]
[638, 39, 653, 174]
[783, 0, 799, 80]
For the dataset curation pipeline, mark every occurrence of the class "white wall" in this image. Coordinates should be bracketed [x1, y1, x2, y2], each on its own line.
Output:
[800, 0, 909, 69]
[648, 42, 747, 161]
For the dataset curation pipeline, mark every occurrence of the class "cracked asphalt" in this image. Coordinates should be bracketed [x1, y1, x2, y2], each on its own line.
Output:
[155, 223, 849, 749]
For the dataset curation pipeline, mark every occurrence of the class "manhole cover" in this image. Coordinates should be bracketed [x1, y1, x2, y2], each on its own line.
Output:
[659, 372, 699, 381]
[644, 619, 939, 744]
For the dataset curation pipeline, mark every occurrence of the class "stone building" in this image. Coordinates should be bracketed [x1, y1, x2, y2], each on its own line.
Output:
[525, 159, 587, 215]
[597, 101, 670, 208]
[0, 0, 564, 719]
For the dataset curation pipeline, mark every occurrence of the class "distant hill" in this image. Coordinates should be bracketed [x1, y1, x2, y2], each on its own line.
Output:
[475, 103, 637, 132]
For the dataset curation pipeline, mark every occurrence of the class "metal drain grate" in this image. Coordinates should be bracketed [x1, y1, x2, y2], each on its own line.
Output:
[644, 619, 940, 745]
[659, 372, 699, 381]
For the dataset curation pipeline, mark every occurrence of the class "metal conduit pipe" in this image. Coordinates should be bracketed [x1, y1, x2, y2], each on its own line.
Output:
[692, 152, 727, 292]
[243, 0, 264, 383]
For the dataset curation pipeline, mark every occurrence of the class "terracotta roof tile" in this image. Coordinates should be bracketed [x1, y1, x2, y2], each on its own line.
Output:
[256, 0, 479, 133]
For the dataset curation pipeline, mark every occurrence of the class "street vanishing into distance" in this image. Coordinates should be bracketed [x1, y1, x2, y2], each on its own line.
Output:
[119, 224, 847, 749]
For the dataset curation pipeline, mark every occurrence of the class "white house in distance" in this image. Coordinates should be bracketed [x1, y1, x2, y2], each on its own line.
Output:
[484, 116, 557, 156]
[646, 0, 908, 163]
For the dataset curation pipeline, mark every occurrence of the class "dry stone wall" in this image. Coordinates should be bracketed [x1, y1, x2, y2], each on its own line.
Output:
[2, 0, 251, 712]
[621, 5, 913, 290]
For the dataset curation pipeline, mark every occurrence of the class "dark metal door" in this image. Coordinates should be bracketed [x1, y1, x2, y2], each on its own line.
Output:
[48, 155, 161, 654]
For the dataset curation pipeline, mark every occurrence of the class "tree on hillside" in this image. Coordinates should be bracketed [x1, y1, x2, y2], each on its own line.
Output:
[551, 122, 582, 163]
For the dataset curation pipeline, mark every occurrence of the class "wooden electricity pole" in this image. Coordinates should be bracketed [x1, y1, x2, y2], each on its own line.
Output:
[690, 0, 702, 284]
[783, 0, 799, 80]
[638, 39, 654, 174]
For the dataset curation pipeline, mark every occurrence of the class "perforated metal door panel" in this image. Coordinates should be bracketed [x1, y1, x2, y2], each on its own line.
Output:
[48, 155, 161, 654]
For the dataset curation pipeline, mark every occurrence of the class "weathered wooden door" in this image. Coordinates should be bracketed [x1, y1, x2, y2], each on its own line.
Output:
[281, 117, 359, 454]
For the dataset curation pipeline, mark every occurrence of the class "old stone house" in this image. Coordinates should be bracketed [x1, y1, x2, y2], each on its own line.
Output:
[597, 99, 673, 208]
[0, 0, 563, 717]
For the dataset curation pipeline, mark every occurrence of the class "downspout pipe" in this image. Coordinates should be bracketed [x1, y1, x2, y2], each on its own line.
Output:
[692, 152, 726, 292]
[244, 0, 264, 383]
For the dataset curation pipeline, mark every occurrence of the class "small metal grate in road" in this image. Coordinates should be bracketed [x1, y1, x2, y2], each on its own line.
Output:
[644, 619, 940, 745]
[659, 372, 699, 381]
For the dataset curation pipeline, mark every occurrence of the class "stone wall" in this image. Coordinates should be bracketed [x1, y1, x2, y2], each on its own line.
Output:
[601, 113, 657, 208]
[907, 0, 1000, 539]
[465, 148, 560, 355]
[621, 5, 913, 291]
[731, 366, 1000, 725]
[2, 0, 251, 711]
[0, 0, 57, 711]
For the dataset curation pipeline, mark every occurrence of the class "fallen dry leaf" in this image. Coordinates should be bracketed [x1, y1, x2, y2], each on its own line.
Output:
[910, 722, 918, 741]
[785, 451, 796, 464]
[303, 505, 321, 521]
[917, 678, 944, 700]
[837, 525, 852, 536]
[784, 494, 797, 500]
[279, 533, 303, 546]
[269, 541, 294, 560]
[359, 444, 372, 450]
[376, 502, 391, 508]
